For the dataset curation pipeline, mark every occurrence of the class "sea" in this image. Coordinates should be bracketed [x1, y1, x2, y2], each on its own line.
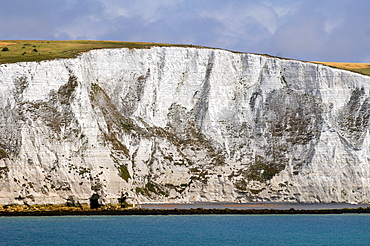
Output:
[1, 214, 370, 245]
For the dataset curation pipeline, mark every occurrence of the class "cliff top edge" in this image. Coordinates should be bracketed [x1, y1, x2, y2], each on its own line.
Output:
[0, 40, 369, 76]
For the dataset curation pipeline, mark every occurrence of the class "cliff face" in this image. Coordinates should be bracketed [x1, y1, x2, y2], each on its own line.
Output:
[1, 47, 370, 205]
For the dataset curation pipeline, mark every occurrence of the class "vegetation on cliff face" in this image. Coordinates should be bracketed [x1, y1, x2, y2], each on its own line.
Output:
[0, 149, 8, 159]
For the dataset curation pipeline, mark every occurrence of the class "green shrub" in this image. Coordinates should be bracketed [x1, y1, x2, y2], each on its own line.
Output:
[0, 149, 8, 159]
[117, 165, 130, 182]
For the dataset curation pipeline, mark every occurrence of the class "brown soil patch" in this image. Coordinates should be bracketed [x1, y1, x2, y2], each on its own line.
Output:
[0, 42, 16, 46]
[313, 61, 370, 70]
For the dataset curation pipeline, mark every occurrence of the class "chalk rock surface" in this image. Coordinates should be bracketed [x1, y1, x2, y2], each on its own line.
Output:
[1, 47, 370, 205]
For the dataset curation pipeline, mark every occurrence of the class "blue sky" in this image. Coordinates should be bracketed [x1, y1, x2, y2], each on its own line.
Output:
[1, 0, 369, 62]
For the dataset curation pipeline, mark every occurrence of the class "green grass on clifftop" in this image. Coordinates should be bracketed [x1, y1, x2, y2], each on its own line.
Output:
[0, 40, 201, 64]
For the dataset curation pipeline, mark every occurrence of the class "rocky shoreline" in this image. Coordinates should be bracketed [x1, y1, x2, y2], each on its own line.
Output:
[1, 205, 370, 216]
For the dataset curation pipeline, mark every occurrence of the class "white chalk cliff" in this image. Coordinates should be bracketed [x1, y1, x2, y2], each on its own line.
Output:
[1, 47, 370, 205]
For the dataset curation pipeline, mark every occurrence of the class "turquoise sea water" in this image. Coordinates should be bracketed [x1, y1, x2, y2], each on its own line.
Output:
[1, 214, 370, 245]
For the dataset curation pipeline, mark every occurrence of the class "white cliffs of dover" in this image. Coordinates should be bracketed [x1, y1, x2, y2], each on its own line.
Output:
[0, 47, 370, 205]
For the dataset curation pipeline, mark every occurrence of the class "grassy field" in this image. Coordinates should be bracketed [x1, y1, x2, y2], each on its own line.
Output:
[1, 40, 369, 77]
[313, 61, 370, 77]
[0, 40, 200, 64]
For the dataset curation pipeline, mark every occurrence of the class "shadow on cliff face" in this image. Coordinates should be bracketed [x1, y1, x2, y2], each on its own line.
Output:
[0, 76, 27, 159]
[247, 88, 323, 181]
[89, 194, 100, 209]
[338, 87, 370, 149]
[20, 75, 80, 136]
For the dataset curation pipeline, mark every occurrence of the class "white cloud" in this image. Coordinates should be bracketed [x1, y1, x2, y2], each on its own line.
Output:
[324, 19, 343, 34]
[102, 0, 185, 23]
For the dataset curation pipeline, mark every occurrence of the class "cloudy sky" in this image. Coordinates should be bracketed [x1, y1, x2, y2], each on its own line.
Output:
[1, 0, 369, 62]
